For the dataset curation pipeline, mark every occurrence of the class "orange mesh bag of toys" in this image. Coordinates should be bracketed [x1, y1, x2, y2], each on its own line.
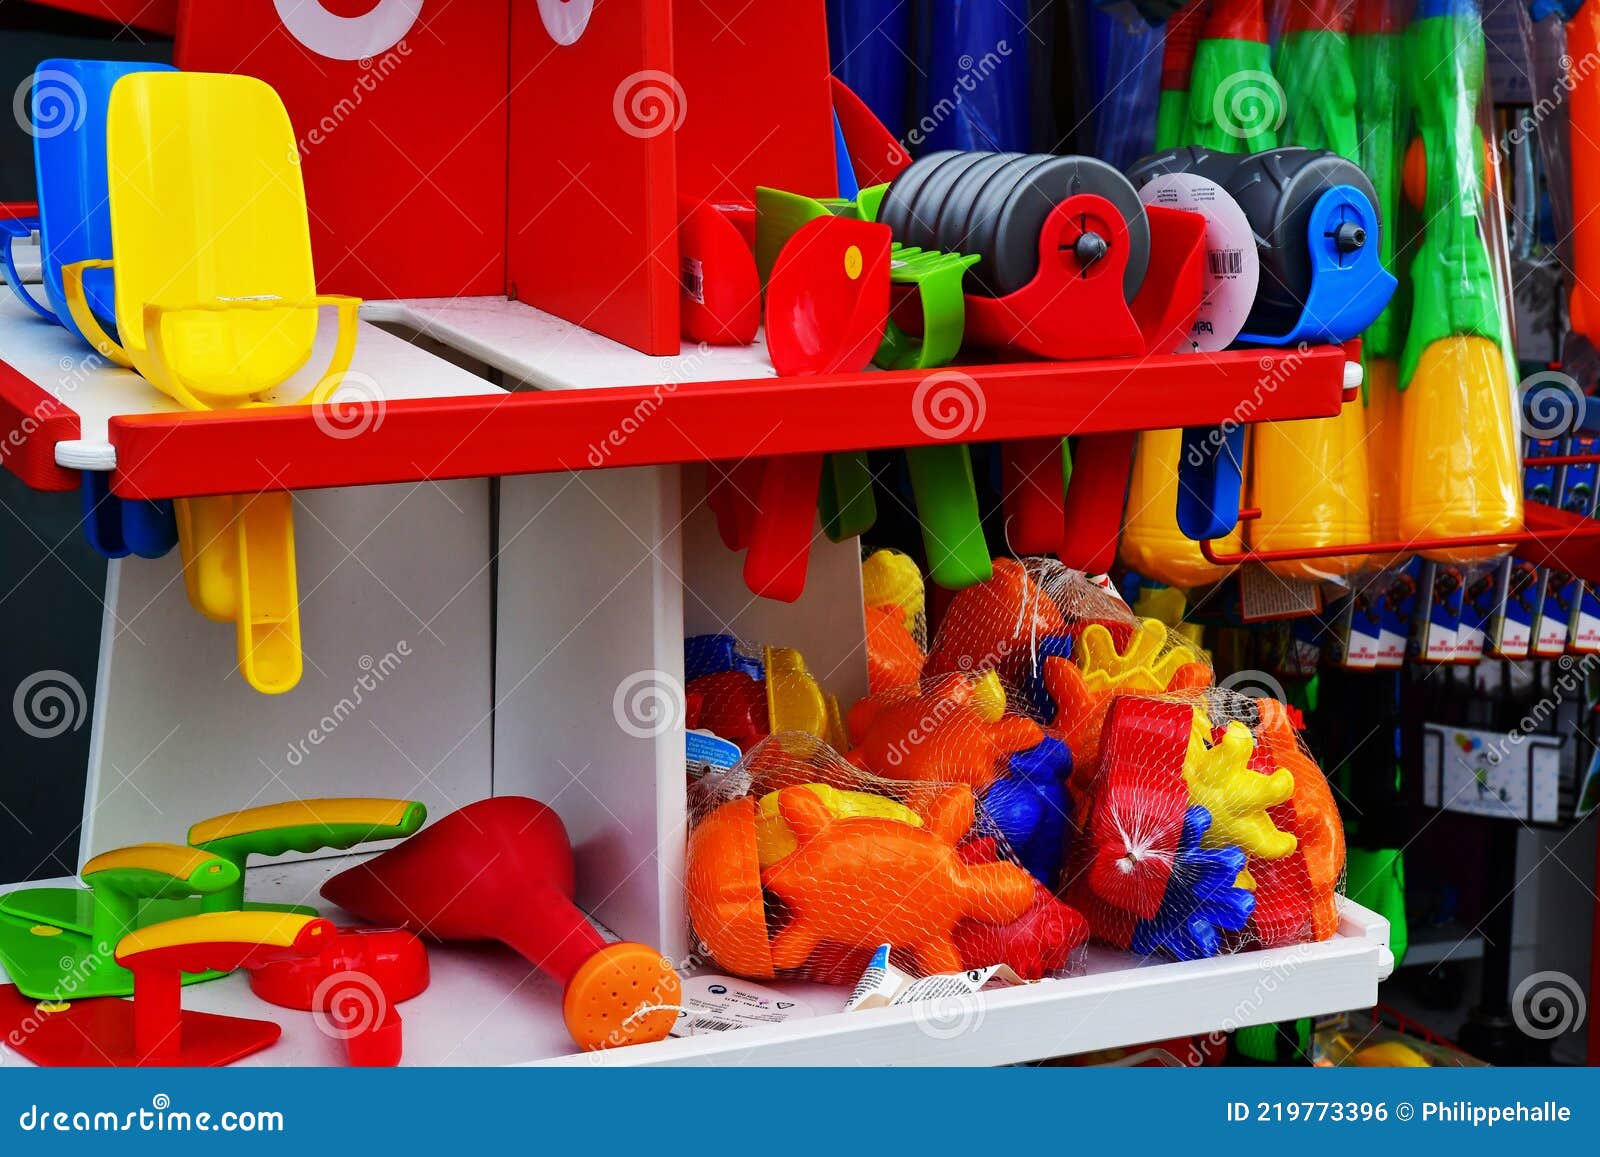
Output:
[923, 558, 1212, 772]
[686, 732, 1090, 985]
[1061, 686, 1345, 961]
[841, 666, 1084, 895]
[862, 548, 928, 694]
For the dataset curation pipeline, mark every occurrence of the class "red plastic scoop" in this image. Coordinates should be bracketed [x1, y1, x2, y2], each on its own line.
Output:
[250, 927, 428, 1067]
[320, 797, 681, 1051]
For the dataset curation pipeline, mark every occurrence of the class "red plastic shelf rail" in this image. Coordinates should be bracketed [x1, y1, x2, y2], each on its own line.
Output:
[97, 346, 1351, 501]
[0, 358, 81, 493]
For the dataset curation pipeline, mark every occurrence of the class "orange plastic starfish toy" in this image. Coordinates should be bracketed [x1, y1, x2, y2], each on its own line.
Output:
[847, 674, 1043, 793]
[762, 785, 1036, 974]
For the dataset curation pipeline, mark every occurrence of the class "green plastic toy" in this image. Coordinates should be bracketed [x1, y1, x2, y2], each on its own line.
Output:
[1398, 1, 1505, 389]
[188, 797, 428, 913]
[1187, 0, 1281, 151]
[0, 844, 237, 1000]
[1351, 0, 1411, 367]
[0, 798, 427, 999]
[1277, 0, 1360, 158]
[754, 185, 992, 589]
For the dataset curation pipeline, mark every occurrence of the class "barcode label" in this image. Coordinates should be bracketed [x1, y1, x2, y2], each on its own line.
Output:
[1208, 249, 1244, 277]
[680, 256, 705, 304]
[688, 1017, 746, 1033]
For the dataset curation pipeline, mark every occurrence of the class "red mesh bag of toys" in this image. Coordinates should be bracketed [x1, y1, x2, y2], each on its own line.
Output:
[1062, 686, 1345, 961]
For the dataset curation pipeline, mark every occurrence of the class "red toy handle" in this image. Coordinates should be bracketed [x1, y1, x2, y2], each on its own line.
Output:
[1060, 431, 1136, 574]
[1003, 439, 1066, 556]
[743, 454, 825, 602]
[116, 912, 335, 1062]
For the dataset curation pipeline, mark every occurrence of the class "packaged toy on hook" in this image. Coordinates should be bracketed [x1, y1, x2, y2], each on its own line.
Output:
[686, 732, 1089, 984]
[1064, 686, 1345, 960]
[1395, 0, 1522, 558]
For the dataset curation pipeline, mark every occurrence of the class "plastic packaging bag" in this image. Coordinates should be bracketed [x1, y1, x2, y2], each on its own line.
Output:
[1064, 687, 1345, 959]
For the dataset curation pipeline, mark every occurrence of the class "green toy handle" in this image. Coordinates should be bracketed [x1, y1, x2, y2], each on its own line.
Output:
[1352, 13, 1409, 360]
[1188, 22, 1281, 153]
[819, 452, 878, 542]
[1398, 6, 1505, 388]
[1277, 21, 1359, 158]
[81, 843, 240, 902]
[188, 798, 427, 912]
[905, 445, 993, 589]
[874, 248, 980, 372]
[79, 843, 241, 961]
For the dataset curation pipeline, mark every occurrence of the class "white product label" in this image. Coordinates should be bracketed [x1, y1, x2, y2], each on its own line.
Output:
[1571, 598, 1600, 653]
[670, 976, 817, 1036]
[1422, 724, 1562, 823]
[844, 944, 1029, 1014]
[1239, 565, 1322, 622]
[1138, 174, 1259, 353]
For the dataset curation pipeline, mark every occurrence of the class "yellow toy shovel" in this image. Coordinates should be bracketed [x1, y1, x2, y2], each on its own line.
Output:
[64, 71, 360, 693]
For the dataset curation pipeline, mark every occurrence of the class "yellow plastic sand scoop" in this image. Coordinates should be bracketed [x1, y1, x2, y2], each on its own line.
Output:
[64, 71, 361, 694]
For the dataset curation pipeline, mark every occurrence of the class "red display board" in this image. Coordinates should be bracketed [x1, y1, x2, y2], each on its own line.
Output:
[672, 1, 837, 204]
[507, 0, 679, 355]
[174, 0, 510, 301]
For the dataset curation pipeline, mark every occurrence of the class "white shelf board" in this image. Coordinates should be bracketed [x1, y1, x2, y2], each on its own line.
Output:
[0, 294, 506, 472]
[364, 296, 778, 391]
[0, 856, 1393, 1068]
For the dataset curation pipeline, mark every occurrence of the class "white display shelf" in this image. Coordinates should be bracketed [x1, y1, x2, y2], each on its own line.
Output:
[0, 293, 504, 473]
[0, 857, 1393, 1068]
[361, 296, 779, 392]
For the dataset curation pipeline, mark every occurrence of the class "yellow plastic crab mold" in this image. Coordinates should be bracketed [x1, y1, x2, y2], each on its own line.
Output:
[1078, 618, 1204, 695]
[1183, 711, 1297, 868]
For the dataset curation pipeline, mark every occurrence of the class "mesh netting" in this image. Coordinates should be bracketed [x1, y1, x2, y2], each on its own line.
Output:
[686, 731, 1090, 983]
[685, 555, 1345, 983]
[684, 634, 848, 754]
[863, 548, 928, 694]
[1062, 687, 1345, 960]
